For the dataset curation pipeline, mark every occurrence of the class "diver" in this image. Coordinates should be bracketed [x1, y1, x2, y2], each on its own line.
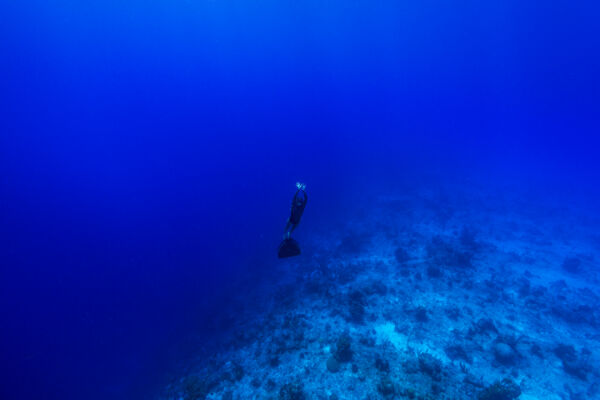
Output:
[284, 182, 307, 239]
[278, 182, 307, 258]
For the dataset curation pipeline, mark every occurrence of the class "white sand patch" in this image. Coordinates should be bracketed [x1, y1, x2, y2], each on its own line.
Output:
[374, 322, 407, 350]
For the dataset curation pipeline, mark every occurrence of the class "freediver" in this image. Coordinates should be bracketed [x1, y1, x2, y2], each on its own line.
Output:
[284, 182, 307, 239]
[278, 182, 307, 258]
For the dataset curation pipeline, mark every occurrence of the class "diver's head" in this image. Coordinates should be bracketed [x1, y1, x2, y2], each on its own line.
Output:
[296, 182, 306, 191]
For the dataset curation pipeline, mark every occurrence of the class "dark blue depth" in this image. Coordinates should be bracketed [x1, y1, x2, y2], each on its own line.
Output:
[1, 1, 599, 399]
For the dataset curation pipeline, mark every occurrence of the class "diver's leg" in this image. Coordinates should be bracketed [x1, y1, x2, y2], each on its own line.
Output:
[289, 222, 298, 234]
[284, 219, 292, 239]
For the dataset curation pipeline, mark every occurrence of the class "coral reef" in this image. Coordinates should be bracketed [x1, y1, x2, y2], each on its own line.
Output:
[159, 188, 600, 400]
[279, 382, 306, 400]
[477, 378, 521, 400]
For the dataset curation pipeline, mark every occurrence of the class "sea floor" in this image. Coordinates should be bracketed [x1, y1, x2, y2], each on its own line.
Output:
[159, 185, 600, 400]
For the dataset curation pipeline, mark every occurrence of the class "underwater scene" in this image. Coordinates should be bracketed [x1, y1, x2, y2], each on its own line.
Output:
[2, 0, 600, 399]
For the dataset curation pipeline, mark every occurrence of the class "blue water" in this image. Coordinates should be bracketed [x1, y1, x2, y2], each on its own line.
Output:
[2, 1, 599, 399]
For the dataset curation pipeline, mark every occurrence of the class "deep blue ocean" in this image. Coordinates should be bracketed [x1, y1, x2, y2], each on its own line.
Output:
[2, 1, 600, 399]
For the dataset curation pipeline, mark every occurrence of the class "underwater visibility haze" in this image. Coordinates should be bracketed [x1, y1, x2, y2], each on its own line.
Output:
[1, 0, 600, 399]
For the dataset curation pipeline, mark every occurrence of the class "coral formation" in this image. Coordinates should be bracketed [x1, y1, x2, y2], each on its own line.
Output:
[477, 378, 521, 400]
[278, 382, 306, 400]
[160, 189, 600, 400]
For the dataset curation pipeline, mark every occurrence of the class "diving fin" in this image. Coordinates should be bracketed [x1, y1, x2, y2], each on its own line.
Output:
[278, 238, 301, 258]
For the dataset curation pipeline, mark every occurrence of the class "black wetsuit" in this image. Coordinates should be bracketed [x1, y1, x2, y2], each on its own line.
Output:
[290, 190, 307, 225]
